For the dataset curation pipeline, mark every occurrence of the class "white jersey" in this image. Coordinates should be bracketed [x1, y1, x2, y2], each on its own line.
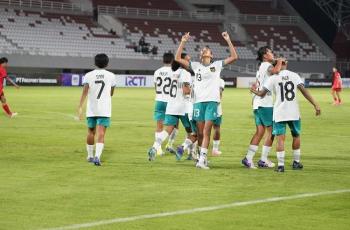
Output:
[154, 66, 173, 102]
[263, 70, 304, 122]
[190, 60, 224, 103]
[217, 78, 225, 117]
[253, 62, 273, 109]
[186, 76, 195, 120]
[82, 69, 116, 117]
[165, 68, 191, 116]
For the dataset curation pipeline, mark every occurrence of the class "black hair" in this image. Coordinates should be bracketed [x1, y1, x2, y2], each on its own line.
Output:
[163, 52, 174, 64]
[94, 53, 109, 68]
[0, 57, 8, 64]
[256, 46, 271, 62]
[171, 53, 187, 71]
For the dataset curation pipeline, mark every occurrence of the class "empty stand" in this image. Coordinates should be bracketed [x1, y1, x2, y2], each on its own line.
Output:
[244, 24, 329, 61]
[231, 0, 286, 15]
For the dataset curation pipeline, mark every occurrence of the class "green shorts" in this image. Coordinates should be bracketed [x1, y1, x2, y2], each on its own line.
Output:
[254, 107, 273, 127]
[213, 116, 222, 126]
[273, 120, 301, 137]
[193, 102, 218, 122]
[153, 101, 167, 121]
[164, 114, 191, 129]
[87, 117, 111, 128]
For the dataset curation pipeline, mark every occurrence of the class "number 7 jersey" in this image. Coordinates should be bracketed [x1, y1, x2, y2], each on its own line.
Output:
[263, 70, 304, 122]
[82, 69, 116, 118]
[153, 66, 173, 102]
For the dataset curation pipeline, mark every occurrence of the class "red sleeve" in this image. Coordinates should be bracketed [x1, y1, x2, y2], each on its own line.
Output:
[0, 68, 6, 78]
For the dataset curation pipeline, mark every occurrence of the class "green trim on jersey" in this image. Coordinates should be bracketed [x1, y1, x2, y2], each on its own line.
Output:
[193, 102, 218, 121]
[87, 117, 111, 128]
[153, 101, 167, 121]
[254, 107, 273, 127]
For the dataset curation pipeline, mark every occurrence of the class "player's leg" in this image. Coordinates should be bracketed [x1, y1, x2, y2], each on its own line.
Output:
[196, 102, 217, 169]
[274, 122, 287, 173]
[86, 127, 96, 162]
[93, 118, 110, 166]
[176, 115, 196, 160]
[153, 101, 167, 155]
[0, 92, 15, 117]
[336, 90, 342, 104]
[331, 89, 338, 105]
[212, 123, 221, 156]
[148, 114, 176, 161]
[166, 122, 178, 154]
[290, 120, 303, 170]
[242, 109, 265, 168]
[257, 107, 275, 168]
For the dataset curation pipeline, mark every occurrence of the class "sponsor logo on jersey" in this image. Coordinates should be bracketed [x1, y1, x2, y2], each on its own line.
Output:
[210, 67, 216, 72]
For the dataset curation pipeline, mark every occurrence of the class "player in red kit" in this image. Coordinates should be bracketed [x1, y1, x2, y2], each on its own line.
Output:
[331, 67, 342, 105]
[0, 57, 19, 118]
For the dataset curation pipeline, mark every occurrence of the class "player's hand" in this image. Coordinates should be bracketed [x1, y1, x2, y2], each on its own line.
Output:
[276, 57, 286, 63]
[77, 107, 83, 121]
[222, 31, 230, 41]
[315, 105, 321, 116]
[181, 32, 190, 43]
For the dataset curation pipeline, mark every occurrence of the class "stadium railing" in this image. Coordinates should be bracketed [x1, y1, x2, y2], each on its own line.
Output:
[230, 14, 299, 25]
[97, 5, 225, 21]
[0, 0, 82, 12]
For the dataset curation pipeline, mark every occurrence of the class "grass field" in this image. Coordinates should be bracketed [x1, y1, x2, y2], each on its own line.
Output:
[0, 87, 349, 230]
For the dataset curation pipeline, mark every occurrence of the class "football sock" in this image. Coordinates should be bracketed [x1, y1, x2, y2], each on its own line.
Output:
[261, 145, 271, 162]
[200, 147, 208, 157]
[277, 151, 285, 166]
[153, 130, 168, 149]
[182, 138, 193, 151]
[246, 145, 258, 162]
[2, 104, 12, 116]
[167, 128, 178, 147]
[95, 143, 104, 159]
[293, 149, 301, 163]
[86, 144, 94, 158]
[213, 140, 220, 151]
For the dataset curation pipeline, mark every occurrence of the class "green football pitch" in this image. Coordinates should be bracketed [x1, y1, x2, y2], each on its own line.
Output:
[0, 87, 349, 230]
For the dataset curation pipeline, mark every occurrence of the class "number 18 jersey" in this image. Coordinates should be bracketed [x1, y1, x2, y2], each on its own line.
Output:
[263, 70, 303, 122]
[82, 69, 116, 118]
[154, 66, 173, 102]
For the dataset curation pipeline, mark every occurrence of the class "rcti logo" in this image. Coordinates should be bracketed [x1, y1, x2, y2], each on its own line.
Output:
[125, 76, 146, 86]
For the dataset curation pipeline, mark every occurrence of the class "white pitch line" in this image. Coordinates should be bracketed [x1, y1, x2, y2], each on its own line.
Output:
[41, 189, 350, 230]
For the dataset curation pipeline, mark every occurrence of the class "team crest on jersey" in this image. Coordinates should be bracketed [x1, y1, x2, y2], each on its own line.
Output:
[210, 67, 216, 72]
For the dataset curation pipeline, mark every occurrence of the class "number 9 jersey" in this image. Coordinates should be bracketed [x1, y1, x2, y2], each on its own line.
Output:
[82, 69, 117, 118]
[153, 66, 173, 102]
[263, 70, 304, 122]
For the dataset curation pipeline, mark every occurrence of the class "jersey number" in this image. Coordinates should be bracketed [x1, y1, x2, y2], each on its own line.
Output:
[169, 80, 178, 98]
[278, 81, 295, 102]
[196, 73, 202, 81]
[95, 80, 105, 99]
[156, 77, 171, 95]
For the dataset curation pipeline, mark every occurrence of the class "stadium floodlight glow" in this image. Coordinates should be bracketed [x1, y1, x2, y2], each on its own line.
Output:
[313, 0, 350, 40]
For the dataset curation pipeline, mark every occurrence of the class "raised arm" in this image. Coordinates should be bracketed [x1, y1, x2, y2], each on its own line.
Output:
[298, 85, 321, 116]
[222, 32, 238, 65]
[6, 76, 19, 89]
[175, 32, 191, 69]
[77, 84, 89, 120]
[250, 85, 268, 97]
[269, 58, 285, 75]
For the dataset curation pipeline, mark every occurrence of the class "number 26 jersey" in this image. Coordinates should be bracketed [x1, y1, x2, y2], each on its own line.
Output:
[263, 70, 304, 122]
[82, 69, 116, 118]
